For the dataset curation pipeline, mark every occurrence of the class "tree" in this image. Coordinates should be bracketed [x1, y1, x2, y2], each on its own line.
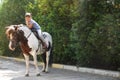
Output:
[0, 0, 34, 56]
[71, 0, 120, 70]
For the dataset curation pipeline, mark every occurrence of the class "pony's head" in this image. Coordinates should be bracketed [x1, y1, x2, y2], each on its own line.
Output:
[5, 25, 24, 51]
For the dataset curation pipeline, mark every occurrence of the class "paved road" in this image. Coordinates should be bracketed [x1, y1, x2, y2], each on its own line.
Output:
[0, 58, 119, 80]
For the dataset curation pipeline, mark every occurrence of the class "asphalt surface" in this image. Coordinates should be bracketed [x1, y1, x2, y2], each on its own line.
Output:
[0, 58, 119, 80]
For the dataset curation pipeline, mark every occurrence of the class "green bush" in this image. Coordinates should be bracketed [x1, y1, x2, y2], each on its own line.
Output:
[0, 0, 120, 71]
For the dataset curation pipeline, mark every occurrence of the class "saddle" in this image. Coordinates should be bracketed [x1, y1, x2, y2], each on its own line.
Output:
[32, 31, 40, 40]
[32, 31, 48, 51]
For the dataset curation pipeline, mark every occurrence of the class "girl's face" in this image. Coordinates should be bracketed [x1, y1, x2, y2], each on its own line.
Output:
[25, 16, 31, 21]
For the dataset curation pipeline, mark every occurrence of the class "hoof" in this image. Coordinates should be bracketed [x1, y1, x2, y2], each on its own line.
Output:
[42, 70, 45, 72]
[45, 71, 49, 73]
[36, 73, 41, 76]
[25, 74, 29, 77]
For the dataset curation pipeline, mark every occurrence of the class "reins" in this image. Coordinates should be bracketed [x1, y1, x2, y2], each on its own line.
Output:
[26, 32, 32, 39]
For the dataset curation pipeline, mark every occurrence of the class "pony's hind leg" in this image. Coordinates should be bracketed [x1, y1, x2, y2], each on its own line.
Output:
[41, 53, 46, 72]
[45, 51, 50, 73]
[23, 54, 30, 77]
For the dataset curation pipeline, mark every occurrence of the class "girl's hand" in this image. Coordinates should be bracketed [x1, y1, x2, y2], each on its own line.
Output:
[26, 21, 29, 26]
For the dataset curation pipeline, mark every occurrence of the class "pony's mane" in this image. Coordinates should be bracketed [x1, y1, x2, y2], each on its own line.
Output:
[18, 24, 32, 37]
[19, 24, 29, 30]
[5, 25, 15, 36]
[18, 24, 30, 31]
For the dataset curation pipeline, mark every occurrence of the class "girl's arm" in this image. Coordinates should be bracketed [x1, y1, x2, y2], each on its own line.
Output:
[26, 21, 33, 29]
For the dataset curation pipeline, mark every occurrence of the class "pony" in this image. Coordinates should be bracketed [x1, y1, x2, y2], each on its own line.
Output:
[5, 24, 52, 76]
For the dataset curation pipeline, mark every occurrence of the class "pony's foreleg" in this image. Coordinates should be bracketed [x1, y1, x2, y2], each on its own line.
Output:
[32, 53, 40, 76]
[23, 54, 30, 76]
[45, 51, 50, 72]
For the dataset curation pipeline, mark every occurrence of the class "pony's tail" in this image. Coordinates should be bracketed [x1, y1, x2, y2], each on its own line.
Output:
[41, 42, 53, 67]
[49, 45, 53, 67]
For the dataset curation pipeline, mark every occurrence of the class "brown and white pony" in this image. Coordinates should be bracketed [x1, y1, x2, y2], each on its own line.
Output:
[5, 24, 52, 76]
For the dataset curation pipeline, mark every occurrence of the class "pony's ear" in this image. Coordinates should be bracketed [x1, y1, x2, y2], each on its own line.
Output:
[19, 24, 23, 26]
[14, 25, 19, 31]
[5, 26, 9, 30]
[5, 26, 9, 35]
